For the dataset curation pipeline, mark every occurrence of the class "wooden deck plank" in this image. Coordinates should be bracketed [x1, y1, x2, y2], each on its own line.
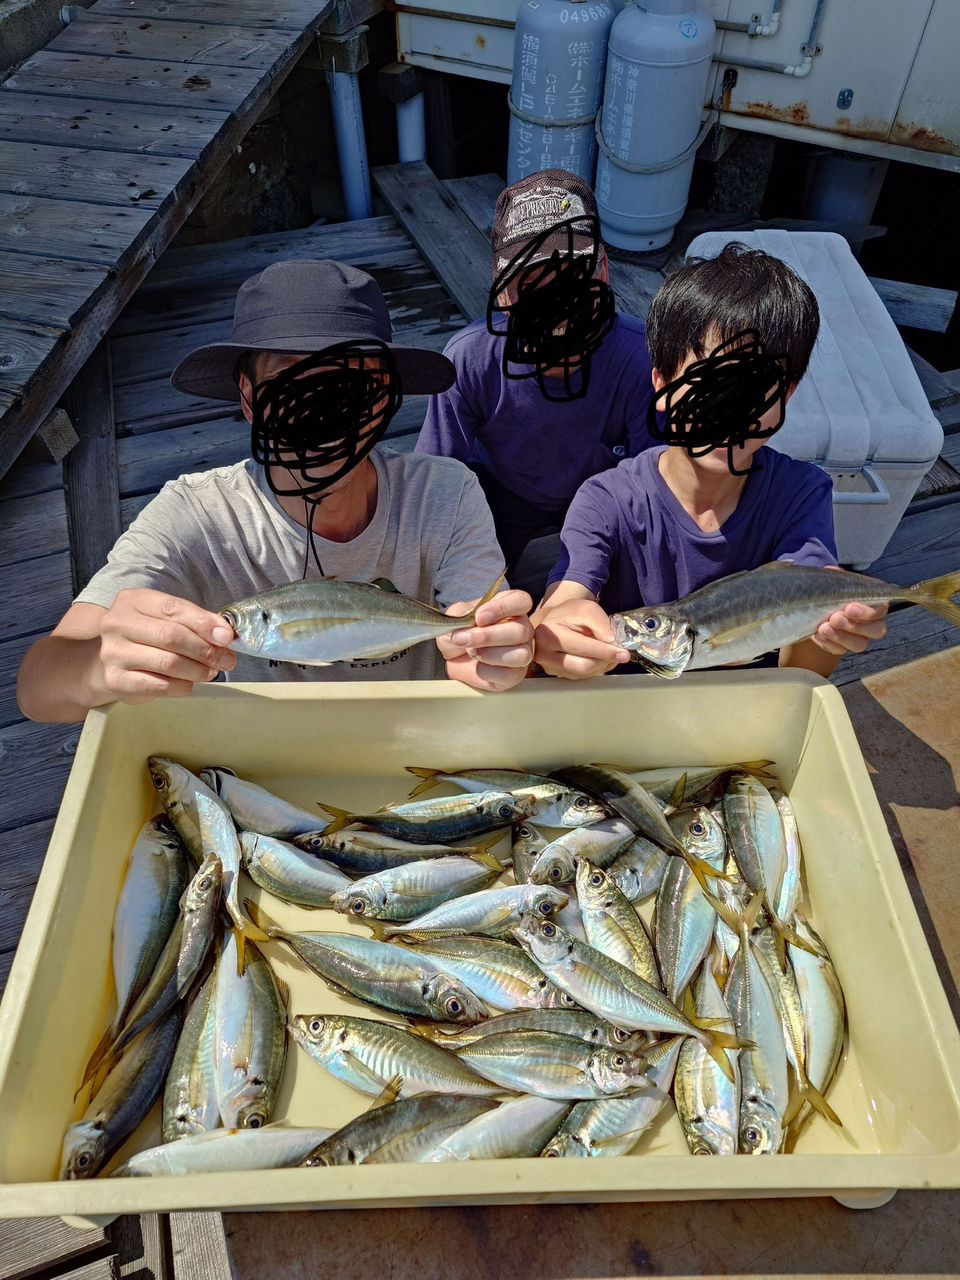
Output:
[118, 414, 247, 494]
[4, 52, 264, 114]
[0, 139, 194, 211]
[373, 162, 486, 323]
[49, 14, 298, 70]
[0, 551, 74, 640]
[0, 253, 113, 328]
[0, 92, 227, 160]
[0, 194, 154, 267]
[169, 1214, 233, 1280]
[0, 455, 62, 502]
[0, 318, 65, 398]
[134, 216, 407, 294]
[0, 1, 337, 479]
[0, 818, 55, 896]
[0, 718, 82, 833]
[867, 500, 960, 584]
[111, 1214, 169, 1280]
[63, 342, 122, 593]
[0, 1217, 108, 1280]
[0, 634, 45, 728]
[0, 950, 14, 1000]
[442, 172, 503, 238]
[92, 0, 337, 30]
[0, 491, 69, 568]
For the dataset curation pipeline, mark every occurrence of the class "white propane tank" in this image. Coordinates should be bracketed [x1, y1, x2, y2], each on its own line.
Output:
[596, 0, 715, 251]
[507, 0, 616, 186]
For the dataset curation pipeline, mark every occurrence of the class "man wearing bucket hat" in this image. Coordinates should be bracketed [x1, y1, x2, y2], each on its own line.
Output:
[18, 261, 535, 723]
[416, 169, 655, 596]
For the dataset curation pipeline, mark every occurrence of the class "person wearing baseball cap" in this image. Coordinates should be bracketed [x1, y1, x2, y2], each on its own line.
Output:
[18, 260, 535, 722]
[416, 169, 656, 598]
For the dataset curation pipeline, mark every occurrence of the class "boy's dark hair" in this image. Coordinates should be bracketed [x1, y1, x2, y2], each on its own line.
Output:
[646, 242, 820, 384]
[234, 349, 261, 387]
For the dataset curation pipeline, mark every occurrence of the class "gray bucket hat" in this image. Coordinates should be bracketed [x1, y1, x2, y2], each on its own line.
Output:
[170, 259, 455, 402]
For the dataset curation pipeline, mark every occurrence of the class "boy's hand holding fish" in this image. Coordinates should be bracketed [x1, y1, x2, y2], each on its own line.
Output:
[439, 588, 535, 692]
[532, 591, 629, 680]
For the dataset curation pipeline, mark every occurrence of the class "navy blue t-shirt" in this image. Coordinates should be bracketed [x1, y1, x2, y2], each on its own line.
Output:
[547, 445, 838, 615]
[416, 314, 655, 512]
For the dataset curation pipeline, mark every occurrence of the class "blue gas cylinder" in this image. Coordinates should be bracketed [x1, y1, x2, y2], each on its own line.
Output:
[596, 1, 716, 250]
[507, 0, 616, 186]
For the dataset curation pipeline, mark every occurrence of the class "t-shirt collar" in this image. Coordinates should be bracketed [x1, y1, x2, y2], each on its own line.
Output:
[251, 448, 389, 555]
[646, 445, 768, 541]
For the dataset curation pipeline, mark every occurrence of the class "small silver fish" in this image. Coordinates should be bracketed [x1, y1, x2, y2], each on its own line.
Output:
[400, 935, 573, 1011]
[406, 767, 611, 828]
[655, 806, 727, 1002]
[411, 1009, 647, 1051]
[240, 831, 352, 909]
[320, 790, 533, 845]
[675, 963, 740, 1155]
[163, 968, 220, 1142]
[290, 1014, 501, 1098]
[529, 819, 636, 887]
[425, 1095, 571, 1161]
[455, 1030, 652, 1100]
[200, 767, 326, 838]
[576, 860, 660, 988]
[332, 851, 503, 922]
[220, 574, 504, 666]
[215, 934, 287, 1129]
[305, 1094, 498, 1167]
[297, 827, 501, 876]
[117, 1125, 338, 1176]
[511, 823, 549, 884]
[375, 883, 568, 941]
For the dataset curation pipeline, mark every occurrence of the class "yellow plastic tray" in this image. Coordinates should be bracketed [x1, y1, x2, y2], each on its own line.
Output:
[0, 673, 958, 1227]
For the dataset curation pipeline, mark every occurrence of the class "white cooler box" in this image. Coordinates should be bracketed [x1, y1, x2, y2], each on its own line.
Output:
[684, 230, 944, 569]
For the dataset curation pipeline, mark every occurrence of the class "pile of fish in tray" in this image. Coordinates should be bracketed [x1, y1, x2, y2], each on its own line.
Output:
[60, 759, 846, 1178]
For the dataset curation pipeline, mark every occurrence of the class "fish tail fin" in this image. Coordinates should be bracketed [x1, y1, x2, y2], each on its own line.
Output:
[791, 1068, 843, 1130]
[667, 773, 688, 811]
[80, 1020, 119, 1088]
[469, 572, 507, 618]
[773, 914, 821, 958]
[242, 898, 283, 941]
[684, 852, 730, 893]
[739, 759, 776, 780]
[227, 902, 269, 975]
[317, 803, 354, 834]
[405, 767, 443, 799]
[913, 570, 960, 627]
[682, 988, 747, 1085]
[472, 845, 506, 872]
[406, 1019, 449, 1040]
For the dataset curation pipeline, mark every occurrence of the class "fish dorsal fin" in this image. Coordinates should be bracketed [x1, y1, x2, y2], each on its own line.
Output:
[370, 577, 400, 594]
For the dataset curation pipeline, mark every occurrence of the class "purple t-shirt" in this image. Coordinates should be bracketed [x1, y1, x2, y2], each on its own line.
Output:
[547, 445, 838, 615]
[416, 314, 655, 511]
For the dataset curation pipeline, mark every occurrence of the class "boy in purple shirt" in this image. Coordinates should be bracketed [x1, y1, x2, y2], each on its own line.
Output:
[417, 170, 655, 591]
[535, 243, 888, 678]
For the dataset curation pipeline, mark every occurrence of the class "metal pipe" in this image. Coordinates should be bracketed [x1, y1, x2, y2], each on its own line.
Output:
[715, 0, 783, 37]
[715, 0, 823, 77]
[326, 70, 373, 221]
[396, 92, 426, 165]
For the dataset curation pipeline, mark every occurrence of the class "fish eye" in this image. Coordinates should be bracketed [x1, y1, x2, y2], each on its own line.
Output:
[261, 608, 270, 624]
[150, 773, 165, 791]
[445, 997, 463, 1017]
[308, 1018, 324, 1034]
[541, 922, 557, 938]
[642, 617, 659, 632]
[350, 899, 367, 915]
[743, 1125, 762, 1148]
[517, 826, 533, 839]
[692, 1144, 711, 1156]
[76, 1152, 92, 1170]
[220, 610, 238, 630]
[612, 1054, 626, 1068]
[548, 866, 563, 882]
[589, 872, 603, 887]
[690, 821, 706, 837]
[560, 992, 577, 1008]
[498, 804, 515, 820]
[537, 900, 555, 916]
[198, 876, 212, 890]
[542, 1148, 560, 1158]
[613, 1027, 631, 1043]
[247, 1113, 265, 1129]
[573, 795, 590, 810]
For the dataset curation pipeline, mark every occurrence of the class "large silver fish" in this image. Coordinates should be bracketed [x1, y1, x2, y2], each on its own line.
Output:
[240, 831, 352, 909]
[319, 790, 533, 845]
[117, 1125, 337, 1176]
[297, 827, 501, 876]
[541, 1036, 682, 1158]
[425, 1095, 571, 1161]
[214, 934, 287, 1129]
[200, 767, 326, 838]
[400, 935, 574, 1011]
[513, 916, 739, 1079]
[304, 1094, 497, 1167]
[220, 574, 504, 666]
[675, 961, 740, 1155]
[610, 564, 960, 676]
[249, 904, 486, 1024]
[163, 968, 220, 1142]
[576, 860, 660, 988]
[411, 1009, 647, 1052]
[405, 767, 611, 828]
[289, 1014, 501, 1097]
[61, 1009, 182, 1179]
[655, 806, 728, 1002]
[332, 851, 503, 922]
[455, 1030, 652, 1100]
[375, 883, 568, 941]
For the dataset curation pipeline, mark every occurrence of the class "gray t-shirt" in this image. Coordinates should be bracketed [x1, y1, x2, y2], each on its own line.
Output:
[76, 447, 505, 681]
